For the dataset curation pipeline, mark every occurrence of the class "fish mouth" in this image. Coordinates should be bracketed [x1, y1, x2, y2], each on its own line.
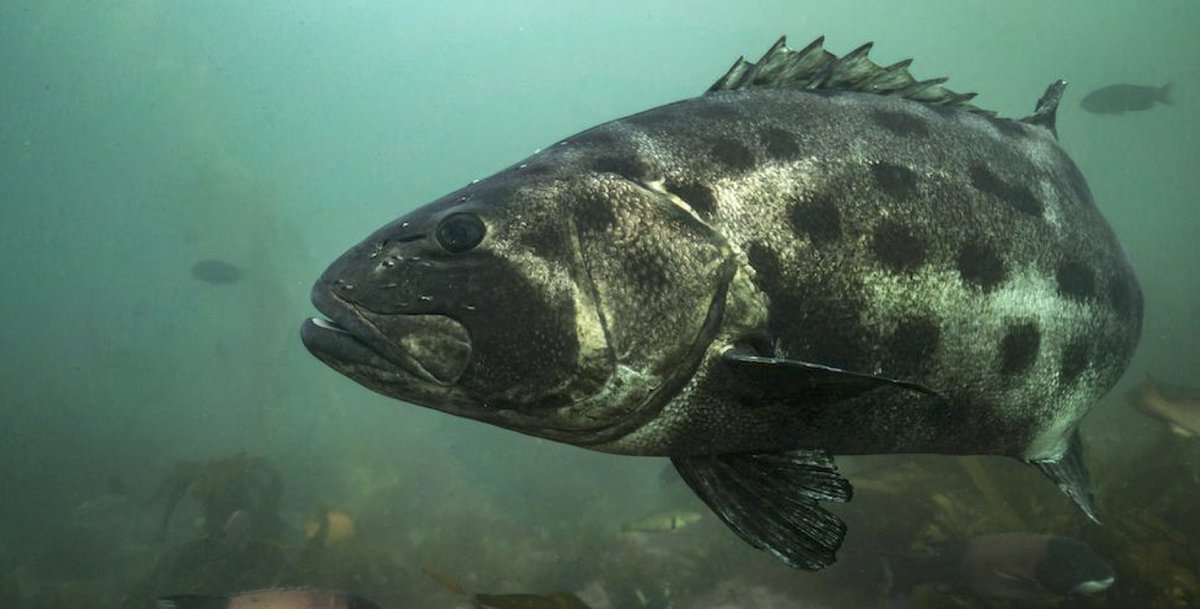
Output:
[301, 291, 472, 386]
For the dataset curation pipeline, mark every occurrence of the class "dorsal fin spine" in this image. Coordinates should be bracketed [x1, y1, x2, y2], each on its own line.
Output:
[707, 36, 996, 116]
[1021, 79, 1067, 139]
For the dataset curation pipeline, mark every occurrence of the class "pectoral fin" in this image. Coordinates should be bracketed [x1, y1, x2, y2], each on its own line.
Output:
[672, 449, 852, 570]
[721, 351, 943, 403]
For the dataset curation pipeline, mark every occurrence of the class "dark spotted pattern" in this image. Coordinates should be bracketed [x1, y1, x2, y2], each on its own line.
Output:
[620, 241, 670, 292]
[593, 155, 648, 179]
[710, 138, 756, 172]
[871, 162, 919, 199]
[517, 221, 570, 260]
[787, 195, 842, 244]
[454, 256, 580, 401]
[1000, 322, 1040, 375]
[969, 164, 1043, 217]
[885, 316, 941, 378]
[956, 240, 1006, 291]
[566, 130, 617, 148]
[665, 179, 718, 217]
[871, 221, 926, 272]
[695, 103, 739, 120]
[574, 192, 618, 234]
[872, 110, 929, 137]
[1059, 338, 1090, 384]
[1108, 276, 1134, 320]
[759, 126, 801, 159]
[745, 242, 871, 371]
[988, 117, 1028, 138]
[1056, 261, 1094, 301]
[1059, 157, 1095, 208]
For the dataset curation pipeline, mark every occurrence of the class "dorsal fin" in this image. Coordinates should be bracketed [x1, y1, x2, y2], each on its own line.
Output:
[707, 36, 995, 116]
[1021, 79, 1067, 139]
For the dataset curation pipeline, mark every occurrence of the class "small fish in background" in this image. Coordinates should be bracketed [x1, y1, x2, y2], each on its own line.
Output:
[620, 509, 703, 533]
[1127, 375, 1200, 437]
[1080, 82, 1171, 114]
[883, 533, 1114, 602]
[304, 508, 356, 546]
[190, 259, 241, 285]
[421, 566, 593, 609]
[157, 587, 384, 609]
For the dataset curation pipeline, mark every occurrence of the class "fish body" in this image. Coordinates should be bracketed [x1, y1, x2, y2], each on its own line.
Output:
[620, 509, 703, 533]
[884, 533, 1114, 600]
[157, 588, 383, 609]
[302, 37, 1141, 569]
[1127, 375, 1200, 437]
[191, 259, 242, 285]
[1080, 83, 1171, 114]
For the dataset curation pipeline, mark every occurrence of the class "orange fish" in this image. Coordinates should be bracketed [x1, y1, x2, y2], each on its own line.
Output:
[304, 509, 356, 546]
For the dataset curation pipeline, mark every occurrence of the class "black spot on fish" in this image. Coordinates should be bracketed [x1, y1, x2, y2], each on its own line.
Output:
[759, 127, 800, 159]
[988, 117, 1028, 138]
[696, 103, 740, 120]
[1061, 161, 1095, 208]
[871, 110, 929, 137]
[788, 195, 842, 245]
[871, 162, 919, 199]
[885, 316, 940, 378]
[1056, 261, 1094, 301]
[1000, 322, 1040, 375]
[1107, 275, 1136, 320]
[593, 155, 647, 179]
[191, 259, 241, 285]
[566, 129, 617, 148]
[710, 138, 756, 172]
[517, 222, 569, 260]
[574, 192, 617, 234]
[517, 163, 554, 177]
[665, 179, 718, 218]
[746, 242, 871, 371]
[969, 164, 1043, 218]
[927, 104, 959, 118]
[746, 241, 779, 282]
[871, 221, 926, 273]
[956, 240, 1006, 291]
[459, 256, 580, 399]
[1059, 338, 1091, 385]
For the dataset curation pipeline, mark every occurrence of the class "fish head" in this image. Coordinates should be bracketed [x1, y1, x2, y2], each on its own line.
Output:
[302, 153, 735, 446]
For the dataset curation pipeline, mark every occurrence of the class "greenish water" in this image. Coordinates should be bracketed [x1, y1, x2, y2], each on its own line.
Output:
[1, 2, 1197, 608]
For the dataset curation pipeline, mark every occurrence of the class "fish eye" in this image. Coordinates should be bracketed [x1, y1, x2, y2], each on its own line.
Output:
[435, 213, 486, 253]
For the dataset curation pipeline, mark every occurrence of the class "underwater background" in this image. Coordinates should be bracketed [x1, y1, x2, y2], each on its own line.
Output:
[1, 1, 1197, 608]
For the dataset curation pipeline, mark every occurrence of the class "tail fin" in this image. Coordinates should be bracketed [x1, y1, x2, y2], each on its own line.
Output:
[1159, 82, 1172, 105]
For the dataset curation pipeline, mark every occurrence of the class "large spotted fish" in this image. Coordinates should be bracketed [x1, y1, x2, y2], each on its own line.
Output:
[301, 37, 1143, 570]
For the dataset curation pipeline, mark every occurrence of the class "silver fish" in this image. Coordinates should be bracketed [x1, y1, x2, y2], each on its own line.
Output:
[302, 36, 1142, 570]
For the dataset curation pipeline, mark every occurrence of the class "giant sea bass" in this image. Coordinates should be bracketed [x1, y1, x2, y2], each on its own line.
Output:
[301, 36, 1142, 570]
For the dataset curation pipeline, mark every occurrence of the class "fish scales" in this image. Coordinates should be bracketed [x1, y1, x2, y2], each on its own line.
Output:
[302, 37, 1143, 570]
[555, 88, 1143, 459]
